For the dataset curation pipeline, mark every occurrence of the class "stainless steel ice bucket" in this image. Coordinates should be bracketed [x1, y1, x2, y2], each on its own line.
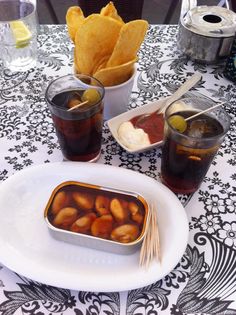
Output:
[177, 2, 236, 63]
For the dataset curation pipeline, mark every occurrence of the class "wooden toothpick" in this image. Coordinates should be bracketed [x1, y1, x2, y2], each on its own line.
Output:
[67, 100, 89, 112]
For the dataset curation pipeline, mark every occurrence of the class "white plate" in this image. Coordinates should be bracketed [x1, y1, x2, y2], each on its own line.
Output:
[107, 98, 169, 153]
[0, 162, 189, 292]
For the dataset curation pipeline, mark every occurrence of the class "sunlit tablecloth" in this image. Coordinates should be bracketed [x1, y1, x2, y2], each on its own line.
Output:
[0, 24, 235, 315]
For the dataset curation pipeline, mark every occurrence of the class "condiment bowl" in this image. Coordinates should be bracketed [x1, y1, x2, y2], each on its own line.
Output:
[107, 73, 203, 154]
[107, 98, 167, 153]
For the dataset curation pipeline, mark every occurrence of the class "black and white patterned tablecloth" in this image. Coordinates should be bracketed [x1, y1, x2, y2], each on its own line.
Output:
[0, 25, 235, 315]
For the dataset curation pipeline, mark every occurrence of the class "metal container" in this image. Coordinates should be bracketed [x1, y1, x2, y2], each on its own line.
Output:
[44, 181, 149, 255]
[177, 5, 236, 63]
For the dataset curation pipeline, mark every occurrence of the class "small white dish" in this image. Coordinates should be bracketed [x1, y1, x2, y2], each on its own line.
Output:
[107, 98, 168, 153]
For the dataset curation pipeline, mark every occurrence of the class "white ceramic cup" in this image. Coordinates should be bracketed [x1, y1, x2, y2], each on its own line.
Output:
[103, 68, 136, 120]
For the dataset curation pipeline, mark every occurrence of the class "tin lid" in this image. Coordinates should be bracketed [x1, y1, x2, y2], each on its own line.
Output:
[181, 6, 236, 38]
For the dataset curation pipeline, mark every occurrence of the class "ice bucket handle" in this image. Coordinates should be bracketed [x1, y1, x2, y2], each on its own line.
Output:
[180, 0, 197, 19]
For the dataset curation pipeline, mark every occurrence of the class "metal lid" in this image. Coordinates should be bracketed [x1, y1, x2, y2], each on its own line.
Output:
[181, 6, 236, 38]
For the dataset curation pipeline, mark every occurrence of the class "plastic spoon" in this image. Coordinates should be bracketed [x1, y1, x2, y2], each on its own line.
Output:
[135, 72, 202, 128]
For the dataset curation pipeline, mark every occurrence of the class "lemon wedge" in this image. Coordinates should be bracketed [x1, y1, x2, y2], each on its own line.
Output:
[10, 21, 32, 48]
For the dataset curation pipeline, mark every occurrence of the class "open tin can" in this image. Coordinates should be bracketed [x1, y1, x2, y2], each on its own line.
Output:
[44, 181, 149, 255]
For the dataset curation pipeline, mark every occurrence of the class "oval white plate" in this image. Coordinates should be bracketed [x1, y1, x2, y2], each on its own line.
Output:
[0, 162, 189, 292]
[107, 98, 168, 154]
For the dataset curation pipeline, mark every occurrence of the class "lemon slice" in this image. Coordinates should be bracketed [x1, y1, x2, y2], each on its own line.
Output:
[10, 21, 32, 48]
[168, 115, 187, 133]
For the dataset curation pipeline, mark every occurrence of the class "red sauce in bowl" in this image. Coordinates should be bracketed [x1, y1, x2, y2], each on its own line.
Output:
[130, 113, 164, 144]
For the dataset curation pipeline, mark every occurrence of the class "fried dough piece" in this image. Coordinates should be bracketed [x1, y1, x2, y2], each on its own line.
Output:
[100, 1, 124, 23]
[66, 6, 85, 42]
[106, 20, 148, 68]
[93, 58, 136, 86]
[74, 14, 123, 76]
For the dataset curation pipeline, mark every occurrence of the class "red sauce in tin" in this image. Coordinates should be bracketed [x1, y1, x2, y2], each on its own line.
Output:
[130, 112, 164, 143]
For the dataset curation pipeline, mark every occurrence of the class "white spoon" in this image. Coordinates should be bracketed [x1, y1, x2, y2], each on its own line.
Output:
[135, 72, 202, 127]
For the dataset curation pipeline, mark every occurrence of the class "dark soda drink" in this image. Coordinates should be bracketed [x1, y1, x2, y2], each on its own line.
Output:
[45, 74, 104, 162]
[50, 89, 103, 162]
[161, 110, 225, 194]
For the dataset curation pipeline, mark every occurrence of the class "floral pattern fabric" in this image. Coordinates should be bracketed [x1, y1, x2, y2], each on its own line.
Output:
[0, 24, 235, 315]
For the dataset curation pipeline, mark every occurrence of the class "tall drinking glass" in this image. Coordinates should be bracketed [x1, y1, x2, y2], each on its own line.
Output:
[0, 0, 38, 72]
[45, 74, 105, 162]
[161, 97, 231, 194]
